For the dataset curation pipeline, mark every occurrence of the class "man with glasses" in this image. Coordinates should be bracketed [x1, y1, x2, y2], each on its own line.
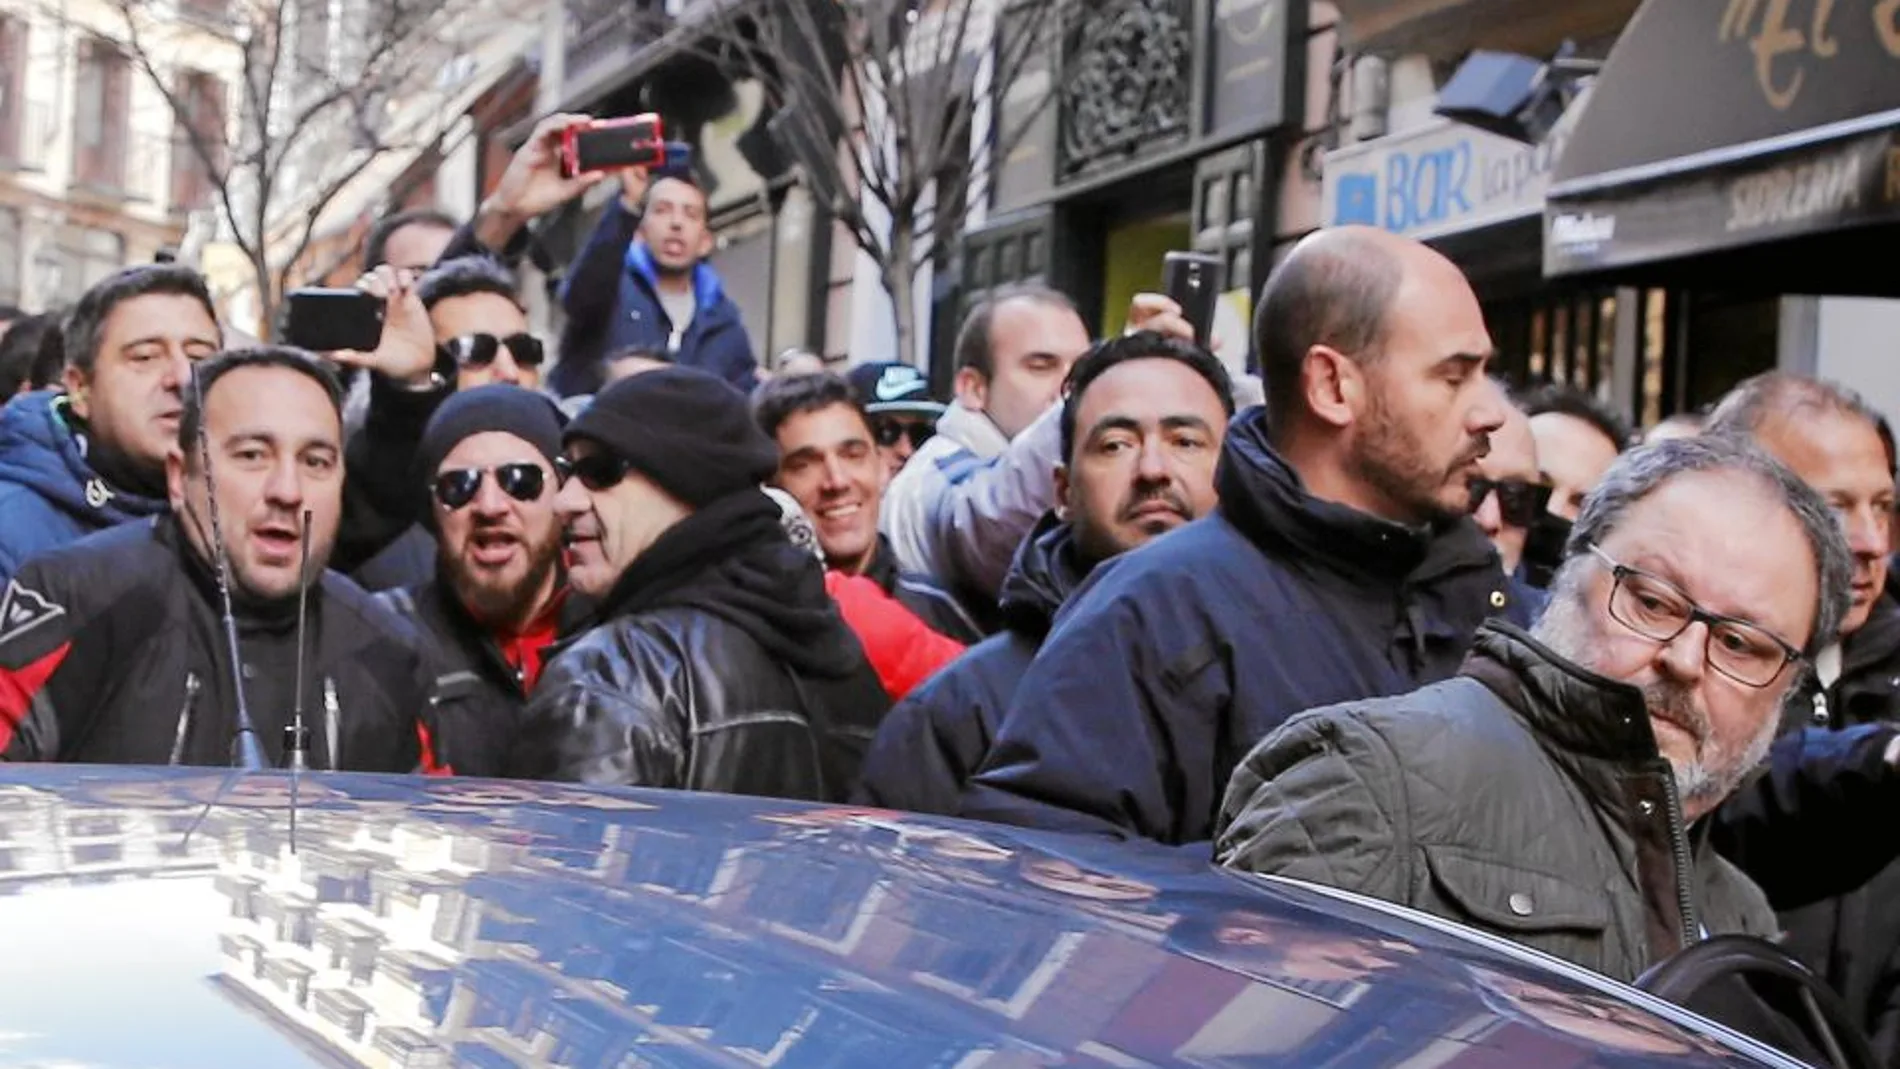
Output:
[507, 367, 889, 799]
[845, 362, 944, 478]
[351, 258, 551, 591]
[378, 385, 582, 776]
[1217, 436, 1853, 982]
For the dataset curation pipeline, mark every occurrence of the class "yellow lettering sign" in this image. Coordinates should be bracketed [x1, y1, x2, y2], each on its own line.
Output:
[1717, 0, 1900, 109]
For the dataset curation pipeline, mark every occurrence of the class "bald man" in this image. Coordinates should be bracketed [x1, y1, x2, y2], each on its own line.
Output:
[962, 226, 1514, 844]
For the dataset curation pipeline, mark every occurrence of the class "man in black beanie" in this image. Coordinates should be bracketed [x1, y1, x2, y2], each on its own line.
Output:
[378, 383, 583, 776]
[508, 366, 892, 800]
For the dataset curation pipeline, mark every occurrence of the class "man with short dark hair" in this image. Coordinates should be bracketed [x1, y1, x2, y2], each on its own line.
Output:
[0, 263, 445, 588]
[1525, 383, 1631, 521]
[509, 367, 888, 799]
[1218, 435, 1852, 982]
[880, 285, 1092, 629]
[856, 332, 1235, 814]
[0, 313, 62, 398]
[365, 208, 460, 275]
[0, 348, 439, 770]
[379, 385, 580, 777]
[961, 227, 1511, 844]
[752, 370, 978, 643]
[556, 167, 756, 394]
[417, 258, 545, 391]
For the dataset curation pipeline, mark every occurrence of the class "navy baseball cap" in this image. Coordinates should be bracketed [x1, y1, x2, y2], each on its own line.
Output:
[847, 362, 945, 418]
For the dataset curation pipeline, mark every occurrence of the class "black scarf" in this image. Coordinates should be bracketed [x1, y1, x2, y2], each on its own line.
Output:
[64, 402, 170, 501]
[595, 489, 866, 680]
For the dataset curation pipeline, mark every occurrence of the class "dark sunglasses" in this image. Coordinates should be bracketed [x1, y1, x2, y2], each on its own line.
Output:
[1466, 477, 1555, 528]
[432, 463, 550, 510]
[438, 333, 545, 369]
[555, 452, 634, 492]
[873, 418, 935, 451]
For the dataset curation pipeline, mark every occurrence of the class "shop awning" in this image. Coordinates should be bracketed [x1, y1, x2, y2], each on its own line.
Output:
[1542, 0, 1900, 295]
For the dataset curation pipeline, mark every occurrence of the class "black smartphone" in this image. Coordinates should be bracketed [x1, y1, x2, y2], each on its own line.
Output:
[283, 287, 384, 353]
[1161, 251, 1225, 344]
[561, 114, 665, 178]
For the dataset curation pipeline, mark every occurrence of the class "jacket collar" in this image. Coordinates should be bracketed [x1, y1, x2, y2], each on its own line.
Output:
[624, 241, 726, 312]
[934, 402, 1012, 461]
[862, 533, 901, 597]
[1214, 407, 1497, 588]
[1842, 590, 1900, 683]
[1461, 621, 1663, 767]
[0, 392, 168, 525]
[998, 512, 1092, 636]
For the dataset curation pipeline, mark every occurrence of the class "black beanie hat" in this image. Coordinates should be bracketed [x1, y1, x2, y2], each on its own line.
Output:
[564, 366, 779, 508]
[416, 384, 567, 524]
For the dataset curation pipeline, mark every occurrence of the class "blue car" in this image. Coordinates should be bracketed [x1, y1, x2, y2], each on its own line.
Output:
[0, 767, 1826, 1068]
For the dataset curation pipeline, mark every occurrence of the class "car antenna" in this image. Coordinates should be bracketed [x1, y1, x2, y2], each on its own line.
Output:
[191, 362, 267, 772]
[286, 508, 313, 852]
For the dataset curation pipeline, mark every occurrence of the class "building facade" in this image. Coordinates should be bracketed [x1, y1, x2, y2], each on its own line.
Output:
[0, 0, 240, 313]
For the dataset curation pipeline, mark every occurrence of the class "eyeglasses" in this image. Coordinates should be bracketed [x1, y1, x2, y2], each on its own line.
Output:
[432, 463, 549, 510]
[1587, 544, 1804, 688]
[438, 333, 545, 369]
[555, 452, 634, 492]
[1467, 477, 1554, 528]
[873, 418, 934, 451]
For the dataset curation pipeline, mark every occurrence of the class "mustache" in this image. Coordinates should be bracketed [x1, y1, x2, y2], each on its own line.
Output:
[1450, 434, 1492, 472]
[1117, 486, 1191, 524]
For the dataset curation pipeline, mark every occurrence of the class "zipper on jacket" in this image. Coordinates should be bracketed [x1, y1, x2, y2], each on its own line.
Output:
[1659, 770, 1700, 947]
[323, 677, 340, 771]
[169, 673, 201, 766]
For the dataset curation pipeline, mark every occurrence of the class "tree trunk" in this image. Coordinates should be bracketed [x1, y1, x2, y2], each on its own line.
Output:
[887, 220, 918, 367]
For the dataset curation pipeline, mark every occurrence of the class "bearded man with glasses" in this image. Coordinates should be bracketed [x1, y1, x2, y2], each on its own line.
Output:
[377, 385, 583, 776]
[1216, 435, 1854, 983]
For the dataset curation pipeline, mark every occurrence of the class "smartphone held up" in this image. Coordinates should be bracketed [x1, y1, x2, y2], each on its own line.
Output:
[1161, 251, 1225, 345]
[561, 113, 690, 178]
[282, 288, 386, 353]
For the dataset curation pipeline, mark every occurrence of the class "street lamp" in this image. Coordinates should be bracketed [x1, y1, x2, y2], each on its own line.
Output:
[1433, 40, 1601, 145]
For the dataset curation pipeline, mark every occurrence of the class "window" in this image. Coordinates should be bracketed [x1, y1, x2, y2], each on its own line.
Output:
[171, 71, 227, 214]
[0, 16, 25, 163]
[72, 39, 131, 191]
[53, 226, 125, 303]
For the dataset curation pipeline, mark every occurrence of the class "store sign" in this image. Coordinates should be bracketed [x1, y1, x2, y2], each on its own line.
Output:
[1321, 120, 1568, 241]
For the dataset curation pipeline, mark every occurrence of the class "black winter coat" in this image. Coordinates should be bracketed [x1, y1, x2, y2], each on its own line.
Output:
[505, 491, 890, 800]
[853, 512, 1089, 814]
[0, 517, 433, 770]
[960, 407, 1511, 844]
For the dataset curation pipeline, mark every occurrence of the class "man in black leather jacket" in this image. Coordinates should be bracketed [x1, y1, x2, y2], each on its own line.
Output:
[506, 368, 889, 800]
[0, 348, 436, 770]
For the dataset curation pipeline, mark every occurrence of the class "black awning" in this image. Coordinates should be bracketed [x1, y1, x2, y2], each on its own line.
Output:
[1542, 0, 1900, 295]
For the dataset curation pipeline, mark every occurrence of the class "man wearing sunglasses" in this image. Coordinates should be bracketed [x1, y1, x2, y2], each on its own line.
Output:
[506, 367, 889, 799]
[417, 259, 546, 392]
[1218, 436, 1852, 983]
[1467, 391, 1552, 627]
[845, 362, 946, 478]
[378, 385, 583, 777]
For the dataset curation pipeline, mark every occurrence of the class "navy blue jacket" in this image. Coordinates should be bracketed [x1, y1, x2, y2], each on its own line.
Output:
[959, 407, 1511, 845]
[0, 391, 168, 587]
[854, 513, 1089, 815]
[553, 201, 757, 396]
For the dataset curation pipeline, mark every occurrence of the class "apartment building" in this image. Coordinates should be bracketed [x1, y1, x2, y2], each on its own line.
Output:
[0, 0, 239, 312]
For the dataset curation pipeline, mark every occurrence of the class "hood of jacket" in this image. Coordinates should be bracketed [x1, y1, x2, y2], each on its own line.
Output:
[997, 512, 1092, 638]
[1214, 407, 1496, 588]
[0, 391, 168, 528]
[625, 241, 731, 318]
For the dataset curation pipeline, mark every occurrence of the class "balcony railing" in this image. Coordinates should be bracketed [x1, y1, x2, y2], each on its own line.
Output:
[0, 99, 56, 172]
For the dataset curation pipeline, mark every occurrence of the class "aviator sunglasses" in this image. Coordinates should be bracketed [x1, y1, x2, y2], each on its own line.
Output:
[432, 463, 552, 510]
[438, 333, 546, 369]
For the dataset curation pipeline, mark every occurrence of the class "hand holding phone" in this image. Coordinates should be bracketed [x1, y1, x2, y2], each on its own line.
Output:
[561, 114, 667, 179]
[283, 287, 385, 353]
[1161, 251, 1225, 344]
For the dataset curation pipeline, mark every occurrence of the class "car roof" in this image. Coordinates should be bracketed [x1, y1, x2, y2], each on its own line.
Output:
[0, 766, 1793, 1068]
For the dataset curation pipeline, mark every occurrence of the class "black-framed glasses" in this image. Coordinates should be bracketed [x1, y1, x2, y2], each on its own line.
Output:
[432, 463, 550, 510]
[872, 417, 935, 451]
[555, 452, 634, 492]
[1467, 477, 1554, 529]
[438, 333, 545, 369]
[1587, 544, 1804, 688]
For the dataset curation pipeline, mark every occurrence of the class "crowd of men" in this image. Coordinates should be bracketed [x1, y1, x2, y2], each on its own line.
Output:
[3, 113, 1900, 1057]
